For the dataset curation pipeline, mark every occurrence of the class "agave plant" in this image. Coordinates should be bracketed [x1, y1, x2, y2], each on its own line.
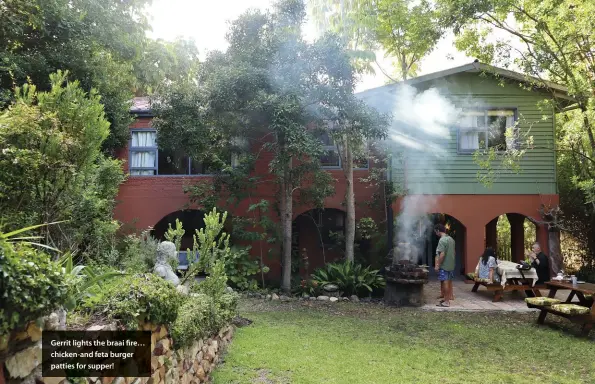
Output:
[0, 221, 67, 253]
[58, 252, 124, 310]
[311, 261, 385, 297]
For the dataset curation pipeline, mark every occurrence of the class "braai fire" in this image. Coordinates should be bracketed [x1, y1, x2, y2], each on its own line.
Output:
[384, 242, 429, 307]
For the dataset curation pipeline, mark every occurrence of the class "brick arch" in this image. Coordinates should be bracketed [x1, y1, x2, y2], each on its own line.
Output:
[392, 194, 558, 273]
[292, 204, 345, 220]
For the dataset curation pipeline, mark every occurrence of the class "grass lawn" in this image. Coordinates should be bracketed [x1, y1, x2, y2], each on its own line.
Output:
[213, 299, 595, 384]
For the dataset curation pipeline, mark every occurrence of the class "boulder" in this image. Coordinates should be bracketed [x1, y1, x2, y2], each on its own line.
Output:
[271, 293, 280, 301]
[5, 341, 41, 378]
[329, 297, 339, 302]
[317, 296, 330, 301]
[350, 295, 359, 302]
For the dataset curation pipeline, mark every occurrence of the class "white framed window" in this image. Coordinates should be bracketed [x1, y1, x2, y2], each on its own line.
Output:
[129, 130, 157, 175]
[318, 132, 369, 169]
[129, 129, 216, 176]
[458, 109, 517, 153]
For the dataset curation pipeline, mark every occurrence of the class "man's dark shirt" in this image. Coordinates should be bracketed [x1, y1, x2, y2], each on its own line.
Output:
[532, 252, 550, 284]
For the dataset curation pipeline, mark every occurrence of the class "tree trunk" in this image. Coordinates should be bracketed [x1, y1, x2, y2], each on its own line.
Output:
[548, 229, 563, 275]
[280, 159, 293, 293]
[344, 144, 355, 263]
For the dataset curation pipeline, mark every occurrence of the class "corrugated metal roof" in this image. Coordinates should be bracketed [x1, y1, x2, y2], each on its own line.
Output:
[130, 97, 151, 113]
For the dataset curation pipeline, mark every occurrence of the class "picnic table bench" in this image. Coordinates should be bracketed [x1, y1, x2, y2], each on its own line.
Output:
[469, 261, 544, 302]
[525, 281, 595, 336]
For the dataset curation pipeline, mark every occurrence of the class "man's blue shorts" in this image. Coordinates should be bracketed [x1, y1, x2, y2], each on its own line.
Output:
[438, 269, 455, 281]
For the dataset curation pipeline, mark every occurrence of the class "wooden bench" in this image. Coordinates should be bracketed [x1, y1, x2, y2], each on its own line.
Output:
[526, 302, 594, 336]
[471, 279, 546, 302]
[526, 281, 595, 337]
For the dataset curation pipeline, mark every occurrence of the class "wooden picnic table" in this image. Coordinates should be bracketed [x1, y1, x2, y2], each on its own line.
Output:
[471, 261, 544, 302]
[527, 281, 595, 336]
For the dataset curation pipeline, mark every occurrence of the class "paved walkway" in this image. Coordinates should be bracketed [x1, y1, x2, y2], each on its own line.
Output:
[422, 280, 572, 312]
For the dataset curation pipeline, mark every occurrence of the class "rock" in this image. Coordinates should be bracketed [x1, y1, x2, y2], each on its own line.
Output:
[317, 296, 329, 301]
[361, 297, 371, 302]
[19, 365, 42, 384]
[102, 377, 116, 384]
[350, 295, 360, 302]
[5, 341, 41, 378]
[279, 295, 290, 302]
[322, 283, 339, 293]
[157, 338, 171, 354]
[212, 340, 219, 352]
[342, 297, 349, 301]
[266, 294, 272, 300]
[113, 378, 125, 384]
[176, 284, 190, 295]
[158, 325, 169, 340]
[164, 368, 176, 384]
[309, 296, 317, 301]
[181, 373, 192, 384]
[195, 366, 206, 381]
[329, 297, 339, 302]
[225, 286, 234, 294]
[271, 293, 280, 300]
[151, 368, 161, 383]
[42, 376, 64, 384]
[197, 351, 204, 362]
[87, 324, 106, 331]
[26, 322, 42, 342]
[186, 341, 200, 359]
[154, 241, 180, 286]
[302, 294, 310, 300]
[151, 356, 159, 371]
[44, 310, 66, 331]
[202, 360, 211, 373]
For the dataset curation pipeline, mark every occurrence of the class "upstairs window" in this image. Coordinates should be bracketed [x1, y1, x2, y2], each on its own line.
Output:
[129, 130, 216, 176]
[130, 131, 157, 175]
[318, 132, 369, 169]
[458, 109, 516, 153]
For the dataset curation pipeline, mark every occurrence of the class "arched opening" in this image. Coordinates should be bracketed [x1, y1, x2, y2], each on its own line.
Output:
[152, 209, 207, 252]
[151, 209, 233, 269]
[293, 208, 346, 275]
[394, 213, 467, 276]
[485, 213, 537, 263]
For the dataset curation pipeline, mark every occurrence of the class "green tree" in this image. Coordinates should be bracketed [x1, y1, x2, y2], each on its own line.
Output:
[322, 100, 389, 262]
[0, 71, 125, 259]
[0, 0, 198, 153]
[309, 0, 443, 80]
[438, 0, 595, 266]
[154, 0, 392, 292]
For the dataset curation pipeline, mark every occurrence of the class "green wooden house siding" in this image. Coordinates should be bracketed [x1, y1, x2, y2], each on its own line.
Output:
[361, 72, 557, 195]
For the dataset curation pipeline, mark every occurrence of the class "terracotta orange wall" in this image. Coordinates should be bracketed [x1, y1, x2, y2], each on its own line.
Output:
[114, 116, 385, 279]
[392, 194, 559, 274]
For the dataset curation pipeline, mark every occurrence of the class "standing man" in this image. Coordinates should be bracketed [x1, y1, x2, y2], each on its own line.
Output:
[434, 224, 455, 307]
[528, 242, 551, 284]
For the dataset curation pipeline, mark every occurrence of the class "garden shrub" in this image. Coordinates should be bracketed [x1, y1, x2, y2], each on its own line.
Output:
[117, 229, 159, 272]
[225, 246, 269, 291]
[311, 261, 385, 297]
[576, 264, 595, 283]
[0, 239, 69, 335]
[82, 273, 183, 328]
[171, 292, 238, 348]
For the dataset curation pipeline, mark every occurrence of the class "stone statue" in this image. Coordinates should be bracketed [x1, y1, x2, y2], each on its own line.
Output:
[154, 241, 180, 286]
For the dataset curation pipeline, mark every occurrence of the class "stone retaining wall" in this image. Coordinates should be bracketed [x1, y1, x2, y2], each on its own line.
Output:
[1, 316, 234, 384]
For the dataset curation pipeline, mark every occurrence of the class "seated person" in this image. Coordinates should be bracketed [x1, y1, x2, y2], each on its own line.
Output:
[476, 247, 500, 283]
[527, 242, 551, 284]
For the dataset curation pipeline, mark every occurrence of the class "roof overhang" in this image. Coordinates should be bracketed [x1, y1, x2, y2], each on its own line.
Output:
[357, 61, 576, 109]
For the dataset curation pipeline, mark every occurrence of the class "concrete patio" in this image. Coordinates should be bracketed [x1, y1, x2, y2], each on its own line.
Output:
[422, 279, 574, 312]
